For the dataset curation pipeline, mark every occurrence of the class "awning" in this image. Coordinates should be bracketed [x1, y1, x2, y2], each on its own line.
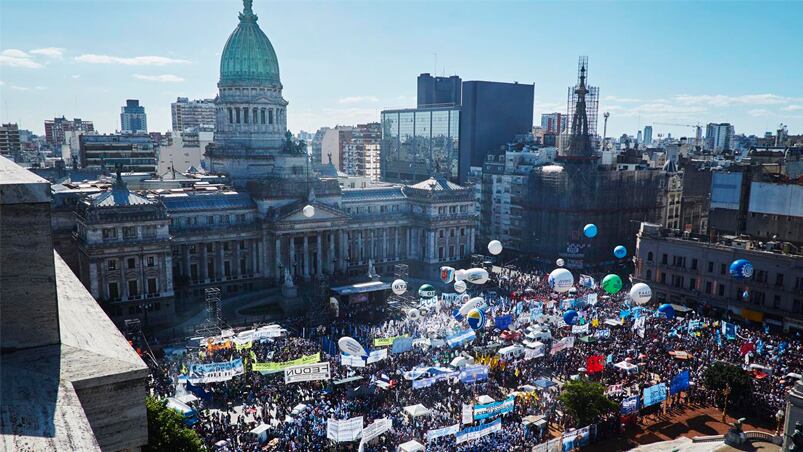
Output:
[669, 304, 693, 313]
[330, 281, 390, 295]
[741, 308, 764, 322]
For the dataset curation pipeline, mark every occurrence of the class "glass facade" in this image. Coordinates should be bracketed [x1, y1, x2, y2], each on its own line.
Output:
[380, 107, 460, 183]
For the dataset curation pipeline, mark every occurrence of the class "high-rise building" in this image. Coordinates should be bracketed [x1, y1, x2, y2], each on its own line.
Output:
[0, 123, 21, 161]
[417, 73, 462, 107]
[310, 127, 330, 166]
[171, 97, 216, 132]
[460, 80, 534, 183]
[79, 134, 157, 173]
[636, 130, 643, 144]
[321, 126, 354, 171]
[705, 123, 735, 152]
[540, 113, 567, 134]
[643, 125, 653, 145]
[343, 122, 382, 180]
[44, 117, 95, 146]
[120, 99, 147, 133]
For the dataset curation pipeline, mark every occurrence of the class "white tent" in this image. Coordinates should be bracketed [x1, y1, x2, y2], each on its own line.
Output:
[397, 440, 425, 452]
[450, 356, 469, 369]
[477, 395, 495, 404]
[292, 403, 308, 415]
[403, 404, 431, 418]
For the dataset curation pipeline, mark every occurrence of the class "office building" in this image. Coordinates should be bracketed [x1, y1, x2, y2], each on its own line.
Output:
[310, 127, 330, 166]
[0, 123, 21, 160]
[705, 122, 735, 152]
[320, 126, 354, 172]
[643, 125, 653, 145]
[380, 106, 461, 183]
[460, 80, 534, 183]
[417, 73, 462, 107]
[541, 113, 567, 134]
[79, 134, 158, 173]
[633, 222, 803, 330]
[157, 128, 214, 175]
[44, 117, 95, 146]
[171, 97, 216, 132]
[343, 123, 382, 180]
[120, 99, 147, 134]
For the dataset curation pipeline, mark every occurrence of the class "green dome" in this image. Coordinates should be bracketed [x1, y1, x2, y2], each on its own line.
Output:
[219, 0, 280, 86]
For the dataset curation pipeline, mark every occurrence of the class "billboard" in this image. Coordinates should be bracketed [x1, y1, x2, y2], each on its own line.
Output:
[748, 182, 803, 217]
[710, 172, 742, 210]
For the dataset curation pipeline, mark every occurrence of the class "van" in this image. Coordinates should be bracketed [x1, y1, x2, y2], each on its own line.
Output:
[498, 344, 526, 360]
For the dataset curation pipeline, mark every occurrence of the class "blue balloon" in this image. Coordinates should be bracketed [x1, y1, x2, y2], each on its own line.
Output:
[583, 224, 598, 238]
[453, 308, 464, 321]
[614, 245, 627, 259]
[729, 259, 753, 279]
[658, 303, 675, 320]
[563, 309, 579, 326]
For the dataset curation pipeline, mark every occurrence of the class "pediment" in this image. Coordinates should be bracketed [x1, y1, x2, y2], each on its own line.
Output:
[276, 201, 348, 222]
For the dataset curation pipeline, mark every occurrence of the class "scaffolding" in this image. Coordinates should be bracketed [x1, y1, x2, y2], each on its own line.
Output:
[195, 287, 225, 337]
[388, 264, 416, 305]
[566, 56, 599, 151]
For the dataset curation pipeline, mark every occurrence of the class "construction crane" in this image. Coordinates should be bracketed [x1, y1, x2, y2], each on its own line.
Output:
[653, 122, 703, 147]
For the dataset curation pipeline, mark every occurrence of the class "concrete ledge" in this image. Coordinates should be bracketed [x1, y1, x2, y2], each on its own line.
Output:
[0, 156, 51, 205]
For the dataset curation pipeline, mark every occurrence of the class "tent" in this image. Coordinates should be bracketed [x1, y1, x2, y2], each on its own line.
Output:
[403, 404, 431, 418]
[522, 415, 547, 431]
[533, 378, 557, 389]
[291, 404, 308, 415]
[518, 384, 537, 392]
[614, 361, 639, 375]
[397, 440, 425, 452]
[450, 356, 473, 369]
[248, 424, 270, 444]
[477, 395, 495, 404]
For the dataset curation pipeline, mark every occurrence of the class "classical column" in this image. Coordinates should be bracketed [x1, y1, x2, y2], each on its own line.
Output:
[469, 227, 476, 255]
[216, 241, 224, 280]
[289, 236, 296, 278]
[250, 239, 258, 275]
[328, 231, 336, 274]
[428, 231, 436, 261]
[303, 234, 310, 278]
[339, 230, 347, 272]
[394, 227, 400, 261]
[182, 244, 191, 277]
[165, 253, 174, 293]
[383, 228, 389, 262]
[200, 242, 208, 282]
[357, 231, 363, 264]
[407, 228, 413, 258]
[89, 262, 100, 299]
[274, 236, 282, 280]
[316, 232, 323, 276]
[233, 240, 241, 278]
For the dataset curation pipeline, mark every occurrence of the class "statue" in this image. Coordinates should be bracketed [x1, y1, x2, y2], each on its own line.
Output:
[790, 421, 803, 451]
[724, 417, 747, 447]
[368, 259, 377, 280]
[283, 267, 294, 288]
[282, 130, 306, 155]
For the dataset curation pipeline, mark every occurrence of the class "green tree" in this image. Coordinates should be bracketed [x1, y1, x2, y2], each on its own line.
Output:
[558, 379, 618, 426]
[144, 396, 206, 452]
[703, 361, 752, 407]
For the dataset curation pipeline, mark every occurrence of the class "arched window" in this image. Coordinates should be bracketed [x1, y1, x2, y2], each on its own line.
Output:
[647, 251, 654, 262]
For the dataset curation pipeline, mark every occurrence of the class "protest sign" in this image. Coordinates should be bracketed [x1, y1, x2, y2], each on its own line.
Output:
[284, 362, 330, 384]
[253, 352, 320, 374]
[188, 358, 243, 384]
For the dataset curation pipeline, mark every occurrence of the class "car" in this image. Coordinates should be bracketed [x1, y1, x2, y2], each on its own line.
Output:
[499, 330, 522, 342]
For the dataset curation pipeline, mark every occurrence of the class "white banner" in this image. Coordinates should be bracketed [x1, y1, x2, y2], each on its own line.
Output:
[462, 404, 474, 425]
[188, 358, 244, 384]
[426, 424, 460, 442]
[341, 354, 366, 367]
[327, 416, 364, 442]
[284, 362, 331, 384]
[360, 418, 391, 444]
[455, 418, 502, 444]
[366, 348, 387, 364]
[550, 336, 575, 355]
[571, 324, 590, 334]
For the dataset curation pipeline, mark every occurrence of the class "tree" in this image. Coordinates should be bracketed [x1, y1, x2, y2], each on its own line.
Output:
[558, 379, 618, 426]
[144, 396, 206, 452]
[703, 361, 752, 407]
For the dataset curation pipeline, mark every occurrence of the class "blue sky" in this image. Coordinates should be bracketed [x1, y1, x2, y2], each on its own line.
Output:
[1, 0, 802, 139]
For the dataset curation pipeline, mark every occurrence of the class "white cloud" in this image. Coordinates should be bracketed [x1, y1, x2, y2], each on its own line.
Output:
[29, 47, 65, 59]
[10, 85, 30, 91]
[75, 54, 190, 66]
[783, 105, 803, 112]
[674, 93, 789, 107]
[71, 75, 80, 79]
[603, 95, 642, 103]
[133, 74, 185, 82]
[747, 108, 771, 117]
[338, 95, 379, 104]
[0, 49, 44, 68]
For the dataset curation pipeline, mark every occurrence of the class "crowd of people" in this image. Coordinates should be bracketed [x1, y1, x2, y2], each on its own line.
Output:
[145, 265, 803, 451]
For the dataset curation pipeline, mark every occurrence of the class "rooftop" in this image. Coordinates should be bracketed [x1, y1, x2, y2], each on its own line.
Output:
[342, 186, 406, 202]
[639, 223, 802, 257]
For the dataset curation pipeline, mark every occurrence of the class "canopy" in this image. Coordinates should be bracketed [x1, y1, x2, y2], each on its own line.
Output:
[522, 415, 547, 427]
[331, 281, 390, 295]
[249, 423, 270, 435]
[669, 303, 693, 313]
[614, 361, 638, 371]
[291, 404, 308, 415]
[518, 384, 537, 392]
[477, 395, 495, 404]
[403, 404, 431, 418]
[533, 378, 557, 389]
[398, 440, 425, 452]
[669, 351, 693, 360]
[450, 356, 470, 369]
[578, 335, 597, 343]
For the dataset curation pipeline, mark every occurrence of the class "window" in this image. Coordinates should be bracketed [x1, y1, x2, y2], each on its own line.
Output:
[647, 252, 654, 262]
[239, 240, 246, 250]
[645, 270, 652, 280]
[243, 107, 249, 123]
[207, 243, 213, 253]
[228, 107, 233, 124]
[253, 107, 258, 124]
[240, 258, 247, 275]
[689, 278, 696, 290]
[123, 226, 137, 239]
[660, 272, 667, 284]
[189, 245, 197, 254]
[108, 282, 119, 301]
[207, 261, 214, 279]
[439, 230, 444, 238]
[147, 256, 155, 267]
[691, 259, 698, 270]
[107, 259, 117, 271]
[773, 295, 781, 309]
[223, 242, 230, 251]
[708, 261, 714, 273]
[207, 215, 214, 225]
[269, 109, 274, 124]
[460, 228, 465, 236]
[235, 108, 241, 123]
[142, 225, 157, 238]
[147, 278, 157, 295]
[102, 228, 117, 240]
[717, 284, 725, 296]
[449, 245, 455, 258]
[450, 229, 455, 237]
[128, 280, 138, 297]
[705, 281, 712, 294]
[720, 264, 726, 275]
[261, 108, 266, 124]
[794, 299, 802, 314]
[127, 257, 136, 269]
[776, 274, 784, 287]
[438, 247, 444, 259]
[661, 254, 668, 264]
[222, 215, 230, 224]
[237, 214, 246, 223]
[224, 261, 231, 277]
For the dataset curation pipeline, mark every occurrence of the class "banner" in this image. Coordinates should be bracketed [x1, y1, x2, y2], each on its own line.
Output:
[188, 358, 244, 384]
[621, 395, 640, 414]
[252, 352, 320, 374]
[404, 366, 454, 381]
[446, 329, 477, 348]
[579, 274, 596, 289]
[341, 354, 366, 367]
[525, 347, 545, 360]
[412, 371, 458, 389]
[327, 416, 364, 442]
[455, 418, 502, 445]
[360, 418, 391, 444]
[494, 314, 514, 330]
[669, 370, 690, 395]
[391, 337, 414, 354]
[459, 365, 489, 384]
[234, 341, 253, 351]
[373, 335, 408, 347]
[206, 339, 233, 352]
[550, 336, 575, 355]
[571, 324, 589, 334]
[366, 348, 388, 364]
[473, 396, 515, 420]
[427, 423, 460, 442]
[593, 329, 611, 339]
[585, 293, 598, 305]
[722, 322, 737, 340]
[462, 404, 474, 425]
[642, 383, 667, 407]
[586, 355, 605, 374]
[284, 362, 331, 384]
[533, 438, 563, 452]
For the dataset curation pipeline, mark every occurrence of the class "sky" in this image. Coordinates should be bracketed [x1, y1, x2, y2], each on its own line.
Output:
[1, 0, 802, 140]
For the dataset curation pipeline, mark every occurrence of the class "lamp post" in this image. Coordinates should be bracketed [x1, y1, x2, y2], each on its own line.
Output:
[776, 409, 785, 436]
[721, 384, 731, 423]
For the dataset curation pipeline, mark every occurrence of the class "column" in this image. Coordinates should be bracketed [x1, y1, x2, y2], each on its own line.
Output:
[200, 243, 208, 282]
[328, 231, 336, 274]
[216, 242, 224, 280]
[89, 262, 100, 298]
[316, 232, 323, 276]
[233, 240, 241, 278]
[407, 228, 413, 258]
[302, 234, 310, 278]
[250, 240, 258, 276]
[394, 227, 400, 261]
[428, 231, 436, 261]
[182, 244, 191, 277]
[469, 227, 476, 255]
[165, 254, 174, 293]
[339, 230, 347, 272]
[357, 231, 363, 264]
[274, 236, 282, 280]
[289, 235, 296, 278]
[383, 228, 388, 263]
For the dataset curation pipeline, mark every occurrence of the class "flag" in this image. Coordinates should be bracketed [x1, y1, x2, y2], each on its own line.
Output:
[591, 318, 599, 328]
[669, 370, 690, 395]
[716, 329, 722, 346]
[606, 353, 614, 364]
[722, 322, 737, 340]
[620, 309, 631, 319]
[739, 342, 755, 356]
[586, 355, 605, 373]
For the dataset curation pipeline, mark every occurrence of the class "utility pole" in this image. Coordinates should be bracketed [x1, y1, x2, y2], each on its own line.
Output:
[601, 112, 610, 152]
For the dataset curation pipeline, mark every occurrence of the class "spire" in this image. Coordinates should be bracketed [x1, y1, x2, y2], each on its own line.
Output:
[240, 0, 257, 21]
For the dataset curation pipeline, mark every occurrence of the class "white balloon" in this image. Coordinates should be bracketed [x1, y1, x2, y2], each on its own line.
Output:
[487, 240, 503, 255]
[338, 336, 366, 357]
[454, 280, 467, 293]
[459, 297, 485, 318]
[407, 308, 421, 320]
[463, 268, 490, 285]
[629, 283, 652, 305]
[391, 279, 407, 295]
[440, 266, 456, 284]
[302, 205, 315, 218]
[548, 268, 574, 293]
[556, 258, 565, 267]
[454, 269, 467, 282]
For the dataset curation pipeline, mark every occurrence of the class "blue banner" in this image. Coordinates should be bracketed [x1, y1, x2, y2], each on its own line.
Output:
[620, 309, 631, 319]
[494, 314, 513, 330]
[642, 383, 667, 407]
[723, 322, 737, 340]
[473, 396, 515, 420]
[632, 307, 643, 319]
[670, 370, 690, 395]
[455, 418, 502, 445]
[186, 381, 212, 400]
[621, 395, 640, 414]
[459, 365, 489, 384]
[391, 337, 414, 354]
[446, 329, 476, 348]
